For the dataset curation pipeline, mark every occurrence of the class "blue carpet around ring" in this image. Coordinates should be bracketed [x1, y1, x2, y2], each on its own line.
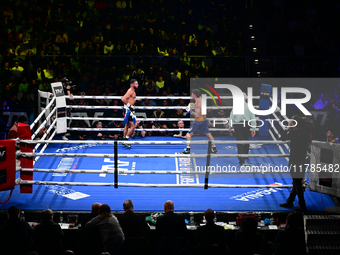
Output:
[0, 136, 336, 212]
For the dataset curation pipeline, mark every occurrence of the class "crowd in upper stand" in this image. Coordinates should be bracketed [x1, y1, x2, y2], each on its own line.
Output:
[1, 0, 340, 138]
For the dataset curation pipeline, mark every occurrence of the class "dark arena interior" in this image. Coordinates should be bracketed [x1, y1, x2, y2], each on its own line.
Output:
[1, 0, 340, 255]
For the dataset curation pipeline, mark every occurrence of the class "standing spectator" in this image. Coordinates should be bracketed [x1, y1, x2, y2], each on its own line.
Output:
[86, 204, 125, 255]
[196, 209, 229, 255]
[33, 209, 64, 255]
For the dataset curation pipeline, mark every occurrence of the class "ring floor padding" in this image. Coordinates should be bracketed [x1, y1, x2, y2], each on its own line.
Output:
[0, 136, 336, 212]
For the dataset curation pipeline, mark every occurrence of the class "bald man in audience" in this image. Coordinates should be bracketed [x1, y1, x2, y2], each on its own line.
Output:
[118, 199, 150, 238]
[156, 200, 187, 238]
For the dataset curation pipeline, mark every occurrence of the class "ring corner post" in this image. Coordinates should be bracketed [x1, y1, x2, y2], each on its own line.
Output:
[114, 140, 118, 188]
[204, 140, 212, 189]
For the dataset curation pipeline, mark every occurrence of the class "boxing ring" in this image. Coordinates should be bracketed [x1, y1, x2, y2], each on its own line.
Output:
[0, 91, 337, 212]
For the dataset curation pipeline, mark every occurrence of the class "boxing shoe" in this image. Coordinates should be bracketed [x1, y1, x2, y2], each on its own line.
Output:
[279, 202, 294, 208]
[211, 146, 218, 153]
[122, 138, 131, 148]
[181, 147, 190, 154]
[292, 205, 307, 212]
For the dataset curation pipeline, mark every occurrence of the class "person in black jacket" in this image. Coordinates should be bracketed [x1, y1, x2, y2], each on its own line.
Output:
[279, 115, 310, 211]
[118, 199, 150, 238]
[155, 200, 189, 255]
[3, 206, 35, 255]
[274, 213, 307, 255]
[196, 208, 229, 255]
[156, 200, 187, 238]
[118, 199, 150, 254]
[33, 209, 64, 255]
[77, 203, 102, 255]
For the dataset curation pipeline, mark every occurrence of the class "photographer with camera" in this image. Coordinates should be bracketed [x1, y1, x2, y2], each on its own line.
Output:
[108, 121, 123, 140]
[91, 121, 107, 140]
[60, 77, 75, 103]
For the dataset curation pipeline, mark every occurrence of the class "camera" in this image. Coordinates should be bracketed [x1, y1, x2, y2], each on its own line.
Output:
[60, 77, 76, 92]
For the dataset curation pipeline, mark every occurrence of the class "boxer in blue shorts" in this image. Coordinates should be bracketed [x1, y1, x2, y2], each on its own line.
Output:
[121, 79, 139, 148]
[181, 89, 217, 154]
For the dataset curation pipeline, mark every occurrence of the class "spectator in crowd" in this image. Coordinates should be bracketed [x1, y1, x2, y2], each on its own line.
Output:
[11, 61, 24, 78]
[235, 216, 265, 255]
[86, 204, 125, 255]
[3, 206, 35, 255]
[196, 208, 229, 255]
[118, 199, 150, 239]
[78, 202, 102, 255]
[156, 200, 187, 239]
[104, 41, 114, 55]
[155, 200, 189, 255]
[173, 120, 189, 138]
[70, 120, 90, 140]
[312, 93, 329, 109]
[274, 213, 307, 255]
[108, 121, 123, 140]
[34, 209, 64, 255]
[92, 121, 107, 140]
[170, 109, 186, 128]
[327, 128, 336, 143]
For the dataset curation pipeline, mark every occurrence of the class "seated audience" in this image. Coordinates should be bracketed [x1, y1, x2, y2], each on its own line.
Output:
[86, 204, 125, 255]
[196, 208, 229, 255]
[235, 216, 265, 255]
[274, 213, 306, 255]
[173, 120, 189, 138]
[78, 203, 102, 255]
[33, 209, 64, 255]
[3, 206, 35, 255]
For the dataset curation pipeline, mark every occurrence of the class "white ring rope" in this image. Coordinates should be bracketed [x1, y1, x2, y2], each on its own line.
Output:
[67, 127, 245, 132]
[30, 96, 55, 130]
[31, 107, 57, 140]
[33, 118, 57, 152]
[18, 140, 289, 145]
[16, 179, 292, 188]
[66, 95, 261, 100]
[67, 105, 248, 110]
[19, 152, 289, 158]
[19, 168, 292, 175]
[34, 129, 57, 164]
[67, 117, 234, 122]
[269, 129, 289, 162]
